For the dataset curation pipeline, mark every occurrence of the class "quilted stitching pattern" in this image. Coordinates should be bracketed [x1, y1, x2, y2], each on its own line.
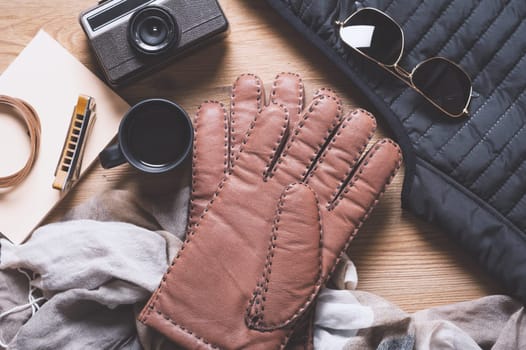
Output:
[283, 0, 526, 233]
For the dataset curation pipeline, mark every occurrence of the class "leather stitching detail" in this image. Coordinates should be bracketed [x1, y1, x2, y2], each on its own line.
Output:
[313, 87, 336, 96]
[326, 139, 402, 278]
[147, 141, 401, 347]
[143, 116, 266, 332]
[188, 107, 200, 226]
[230, 73, 263, 166]
[331, 139, 402, 209]
[306, 108, 376, 206]
[264, 106, 290, 180]
[154, 310, 219, 349]
[270, 95, 342, 179]
[188, 101, 228, 228]
[246, 183, 323, 331]
[271, 72, 304, 120]
[144, 106, 289, 348]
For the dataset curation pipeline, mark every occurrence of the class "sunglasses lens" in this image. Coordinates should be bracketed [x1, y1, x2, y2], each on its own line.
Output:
[412, 57, 471, 116]
[340, 8, 403, 66]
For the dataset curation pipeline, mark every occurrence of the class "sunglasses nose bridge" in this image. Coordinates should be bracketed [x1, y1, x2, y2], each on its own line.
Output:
[393, 65, 411, 81]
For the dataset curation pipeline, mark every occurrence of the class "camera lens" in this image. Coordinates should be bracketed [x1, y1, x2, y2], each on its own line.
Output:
[139, 17, 168, 45]
[129, 6, 178, 55]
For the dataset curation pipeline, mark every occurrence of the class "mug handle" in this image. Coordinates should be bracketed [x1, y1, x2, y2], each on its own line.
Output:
[99, 143, 126, 169]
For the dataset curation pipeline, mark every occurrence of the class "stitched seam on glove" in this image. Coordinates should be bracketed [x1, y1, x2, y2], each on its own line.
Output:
[154, 310, 220, 349]
[326, 139, 402, 279]
[330, 109, 376, 203]
[264, 107, 291, 180]
[331, 139, 401, 208]
[301, 95, 343, 181]
[270, 96, 342, 179]
[307, 108, 376, 206]
[143, 109, 289, 345]
[271, 72, 304, 116]
[245, 183, 323, 330]
[188, 101, 228, 227]
[230, 73, 263, 161]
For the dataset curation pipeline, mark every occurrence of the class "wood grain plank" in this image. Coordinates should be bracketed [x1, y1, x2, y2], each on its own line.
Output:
[0, 0, 502, 314]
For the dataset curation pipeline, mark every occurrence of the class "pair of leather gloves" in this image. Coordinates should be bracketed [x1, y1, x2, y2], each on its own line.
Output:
[138, 73, 402, 349]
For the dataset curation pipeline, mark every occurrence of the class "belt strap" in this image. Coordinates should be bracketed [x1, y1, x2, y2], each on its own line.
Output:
[0, 95, 41, 188]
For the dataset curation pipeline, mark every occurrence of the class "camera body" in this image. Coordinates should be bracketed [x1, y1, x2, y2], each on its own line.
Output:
[79, 0, 228, 86]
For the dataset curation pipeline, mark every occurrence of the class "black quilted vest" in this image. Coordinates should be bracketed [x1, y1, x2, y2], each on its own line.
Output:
[265, 0, 526, 303]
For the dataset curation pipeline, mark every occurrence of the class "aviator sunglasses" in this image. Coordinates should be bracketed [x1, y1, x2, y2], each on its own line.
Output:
[336, 7, 472, 117]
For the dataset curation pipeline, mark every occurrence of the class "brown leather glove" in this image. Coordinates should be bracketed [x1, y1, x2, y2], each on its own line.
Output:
[139, 73, 402, 349]
[191, 72, 320, 349]
[188, 73, 306, 232]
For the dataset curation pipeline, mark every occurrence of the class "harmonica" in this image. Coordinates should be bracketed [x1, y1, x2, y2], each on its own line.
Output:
[53, 94, 96, 191]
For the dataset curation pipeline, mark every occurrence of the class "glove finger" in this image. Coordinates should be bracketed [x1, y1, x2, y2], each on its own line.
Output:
[246, 183, 321, 331]
[313, 87, 340, 101]
[322, 139, 402, 276]
[189, 101, 229, 228]
[270, 72, 304, 127]
[305, 109, 377, 205]
[230, 74, 264, 164]
[234, 103, 289, 182]
[269, 94, 342, 185]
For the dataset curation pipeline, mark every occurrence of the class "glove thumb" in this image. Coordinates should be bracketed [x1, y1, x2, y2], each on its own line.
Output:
[246, 183, 322, 331]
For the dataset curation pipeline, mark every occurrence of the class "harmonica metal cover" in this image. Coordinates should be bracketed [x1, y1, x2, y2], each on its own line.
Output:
[53, 94, 96, 191]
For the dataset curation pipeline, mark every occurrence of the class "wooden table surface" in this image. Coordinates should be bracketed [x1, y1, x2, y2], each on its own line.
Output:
[0, 0, 503, 313]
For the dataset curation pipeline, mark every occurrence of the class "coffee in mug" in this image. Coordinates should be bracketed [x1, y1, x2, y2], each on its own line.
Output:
[99, 99, 193, 173]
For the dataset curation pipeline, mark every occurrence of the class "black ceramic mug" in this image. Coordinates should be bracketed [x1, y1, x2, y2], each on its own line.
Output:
[99, 99, 193, 173]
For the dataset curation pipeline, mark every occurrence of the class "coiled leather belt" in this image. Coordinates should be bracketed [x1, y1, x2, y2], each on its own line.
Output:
[0, 95, 41, 188]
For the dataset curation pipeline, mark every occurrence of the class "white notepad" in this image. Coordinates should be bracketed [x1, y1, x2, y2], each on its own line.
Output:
[0, 30, 130, 244]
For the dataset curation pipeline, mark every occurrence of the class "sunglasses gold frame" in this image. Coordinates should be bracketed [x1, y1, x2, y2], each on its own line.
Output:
[336, 7, 472, 118]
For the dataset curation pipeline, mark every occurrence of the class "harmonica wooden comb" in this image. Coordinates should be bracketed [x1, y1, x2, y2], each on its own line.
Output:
[53, 94, 96, 191]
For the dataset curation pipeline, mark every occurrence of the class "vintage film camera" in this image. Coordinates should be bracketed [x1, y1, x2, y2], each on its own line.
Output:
[79, 0, 228, 86]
